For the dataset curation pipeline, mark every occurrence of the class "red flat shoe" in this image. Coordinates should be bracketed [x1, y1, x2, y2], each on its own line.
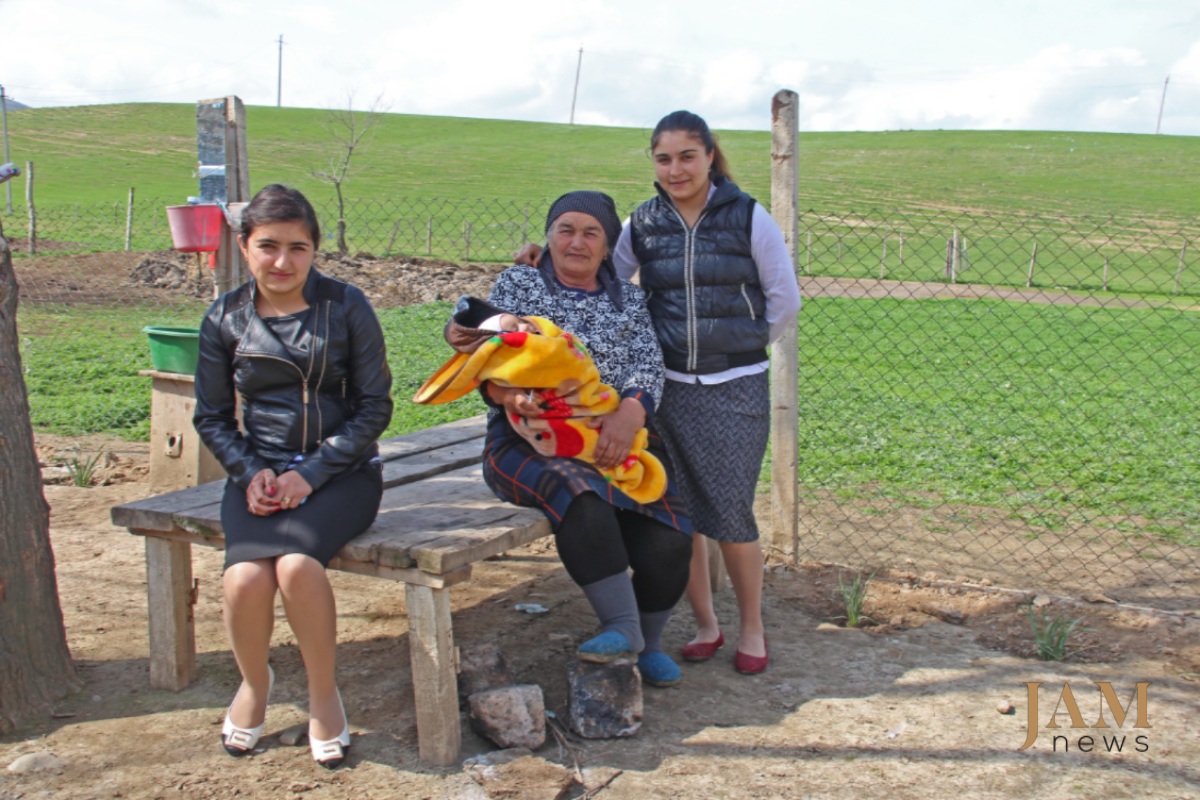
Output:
[681, 631, 725, 662]
[734, 637, 768, 675]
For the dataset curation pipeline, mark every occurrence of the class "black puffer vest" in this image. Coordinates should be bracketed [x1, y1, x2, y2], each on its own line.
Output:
[630, 177, 768, 374]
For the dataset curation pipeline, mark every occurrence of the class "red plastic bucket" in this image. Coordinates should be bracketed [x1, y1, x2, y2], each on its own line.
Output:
[165, 204, 225, 252]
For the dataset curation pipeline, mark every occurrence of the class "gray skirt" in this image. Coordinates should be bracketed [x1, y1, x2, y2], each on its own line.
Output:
[654, 371, 770, 543]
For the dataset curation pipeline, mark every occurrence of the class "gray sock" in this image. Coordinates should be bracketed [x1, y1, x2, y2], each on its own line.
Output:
[580, 573, 644, 653]
[639, 609, 673, 655]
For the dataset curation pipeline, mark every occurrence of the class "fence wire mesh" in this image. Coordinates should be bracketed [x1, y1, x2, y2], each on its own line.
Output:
[5, 198, 1197, 611]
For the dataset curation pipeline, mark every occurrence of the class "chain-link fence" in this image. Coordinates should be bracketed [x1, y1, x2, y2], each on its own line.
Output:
[0, 195, 643, 262]
[6, 198, 1198, 611]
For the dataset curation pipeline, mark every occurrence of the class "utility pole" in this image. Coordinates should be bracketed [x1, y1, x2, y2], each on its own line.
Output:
[277, 35, 285, 107]
[1, 85, 12, 213]
[1155, 75, 1169, 135]
[569, 47, 583, 124]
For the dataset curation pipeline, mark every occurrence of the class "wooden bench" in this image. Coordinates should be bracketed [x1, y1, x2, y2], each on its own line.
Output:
[109, 415, 550, 765]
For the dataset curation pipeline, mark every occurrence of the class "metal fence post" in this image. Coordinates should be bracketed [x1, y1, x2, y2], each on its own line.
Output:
[124, 187, 135, 251]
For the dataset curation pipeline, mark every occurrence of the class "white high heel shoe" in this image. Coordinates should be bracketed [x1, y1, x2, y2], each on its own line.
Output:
[221, 665, 275, 757]
[309, 690, 350, 770]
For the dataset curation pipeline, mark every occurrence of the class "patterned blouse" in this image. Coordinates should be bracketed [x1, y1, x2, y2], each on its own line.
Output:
[487, 265, 665, 418]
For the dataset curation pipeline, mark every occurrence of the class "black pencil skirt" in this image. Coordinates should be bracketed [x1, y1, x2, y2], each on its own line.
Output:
[219, 461, 384, 571]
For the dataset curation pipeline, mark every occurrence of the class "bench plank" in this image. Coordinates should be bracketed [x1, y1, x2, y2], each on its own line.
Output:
[375, 415, 486, 460]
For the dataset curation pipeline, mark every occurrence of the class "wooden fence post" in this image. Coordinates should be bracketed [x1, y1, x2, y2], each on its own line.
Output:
[805, 231, 811, 275]
[197, 96, 249, 297]
[899, 234, 904, 265]
[1103, 256, 1109, 291]
[426, 217, 433, 256]
[124, 187, 135, 251]
[1027, 242, 1038, 288]
[879, 236, 888, 280]
[769, 89, 800, 562]
[463, 221, 471, 260]
[24, 161, 34, 256]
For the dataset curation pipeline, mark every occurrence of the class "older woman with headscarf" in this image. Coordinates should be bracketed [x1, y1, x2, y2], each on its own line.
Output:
[454, 190, 693, 688]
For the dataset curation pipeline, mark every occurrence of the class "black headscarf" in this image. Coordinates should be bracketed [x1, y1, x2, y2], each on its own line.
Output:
[538, 190, 625, 311]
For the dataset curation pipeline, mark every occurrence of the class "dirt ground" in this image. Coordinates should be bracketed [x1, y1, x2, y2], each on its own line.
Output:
[5, 250, 1200, 799]
[2, 443, 1197, 800]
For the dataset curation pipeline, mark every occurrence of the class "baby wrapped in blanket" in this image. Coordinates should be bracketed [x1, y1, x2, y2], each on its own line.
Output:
[413, 297, 667, 504]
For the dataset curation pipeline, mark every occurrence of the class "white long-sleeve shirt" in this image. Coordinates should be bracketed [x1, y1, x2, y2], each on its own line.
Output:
[612, 186, 802, 384]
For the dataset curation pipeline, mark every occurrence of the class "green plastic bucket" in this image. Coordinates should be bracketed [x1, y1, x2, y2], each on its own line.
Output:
[143, 326, 201, 374]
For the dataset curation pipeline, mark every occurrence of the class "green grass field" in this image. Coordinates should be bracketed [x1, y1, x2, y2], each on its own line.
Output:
[4, 103, 1200, 218]
[21, 297, 1198, 544]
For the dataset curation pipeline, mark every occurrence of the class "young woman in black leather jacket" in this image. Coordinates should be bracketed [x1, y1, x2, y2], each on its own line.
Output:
[193, 184, 392, 769]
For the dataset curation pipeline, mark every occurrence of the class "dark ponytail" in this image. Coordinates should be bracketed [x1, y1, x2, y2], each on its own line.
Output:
[650, 110, 732, 181]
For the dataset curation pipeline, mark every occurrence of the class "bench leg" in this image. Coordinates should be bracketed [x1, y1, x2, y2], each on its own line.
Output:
[144, 536, 196, 690]
[405, 583, 460, 765]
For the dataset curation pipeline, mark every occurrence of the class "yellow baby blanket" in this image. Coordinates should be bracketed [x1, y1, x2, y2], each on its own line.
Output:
[412, 316, 667, 504]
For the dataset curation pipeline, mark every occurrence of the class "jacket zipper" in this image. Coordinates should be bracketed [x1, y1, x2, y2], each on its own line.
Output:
[740, 284, 757, 320]
[664, 204, 710, 372]
[313, 301, 331, 444]
[246, 353, 310, 448]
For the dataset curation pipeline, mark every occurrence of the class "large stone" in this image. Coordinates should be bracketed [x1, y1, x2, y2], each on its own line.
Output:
[459, 642, 516, 698]
[468, 684, 546, 750]
[7, 752, 66, 773]
[566, 658, 642, 739]
[462, 748, 574, 800]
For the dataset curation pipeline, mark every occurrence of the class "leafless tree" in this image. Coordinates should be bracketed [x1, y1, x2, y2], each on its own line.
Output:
[0, 221, 81, 734]
[312, 94, 387, 254]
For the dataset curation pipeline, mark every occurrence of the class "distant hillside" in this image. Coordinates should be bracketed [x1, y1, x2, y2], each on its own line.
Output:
[3, 98, 30, 110]
[3, 103, 1198, 219]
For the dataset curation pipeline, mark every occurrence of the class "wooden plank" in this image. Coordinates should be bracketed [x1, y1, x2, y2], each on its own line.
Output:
[145, 536, 196, 690]
[380, 437, 485, 488]
[769, 89, 801, 560]
[326, 560, 472, 588]
[405, 583, 461, 765]
[376, 415, 486, 461]
[111, 480, 225, 531]
[412, 514, 550, 575]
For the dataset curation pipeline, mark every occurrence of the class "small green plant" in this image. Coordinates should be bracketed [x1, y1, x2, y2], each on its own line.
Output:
[834, 570, 876, 628]
[1026, 605, 1089, 661]
[64, 451, 105, 487]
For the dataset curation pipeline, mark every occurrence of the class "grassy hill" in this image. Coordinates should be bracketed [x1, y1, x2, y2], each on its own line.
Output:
[5, 103, 1199, 219]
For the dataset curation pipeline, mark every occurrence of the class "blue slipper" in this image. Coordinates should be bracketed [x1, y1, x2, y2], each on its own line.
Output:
[577, 631, 634, 663]
[637, 652, 682, 687]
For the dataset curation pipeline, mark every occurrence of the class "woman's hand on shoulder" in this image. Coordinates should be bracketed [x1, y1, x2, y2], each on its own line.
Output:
[246, 468, 281, 516]
[588, 398, 645, 469]
[511, 243, 543, 266]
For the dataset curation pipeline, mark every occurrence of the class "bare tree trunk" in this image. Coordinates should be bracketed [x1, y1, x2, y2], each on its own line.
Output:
[0, 228, 81, 734]
[335, 183, 348, 255]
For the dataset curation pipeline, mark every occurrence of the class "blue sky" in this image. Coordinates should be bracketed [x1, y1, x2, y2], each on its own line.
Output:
[3, 0, 1199, 135]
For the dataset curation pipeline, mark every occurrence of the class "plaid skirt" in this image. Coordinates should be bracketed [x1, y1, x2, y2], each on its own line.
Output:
[481, 416, 693, 535]
[655, 372, 770, 543]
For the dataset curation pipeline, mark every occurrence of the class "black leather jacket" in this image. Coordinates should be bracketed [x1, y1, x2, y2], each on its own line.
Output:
[193, 269, 393, 491]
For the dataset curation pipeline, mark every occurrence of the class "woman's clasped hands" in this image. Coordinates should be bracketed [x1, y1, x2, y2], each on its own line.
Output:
[246, 468, 313, 516]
